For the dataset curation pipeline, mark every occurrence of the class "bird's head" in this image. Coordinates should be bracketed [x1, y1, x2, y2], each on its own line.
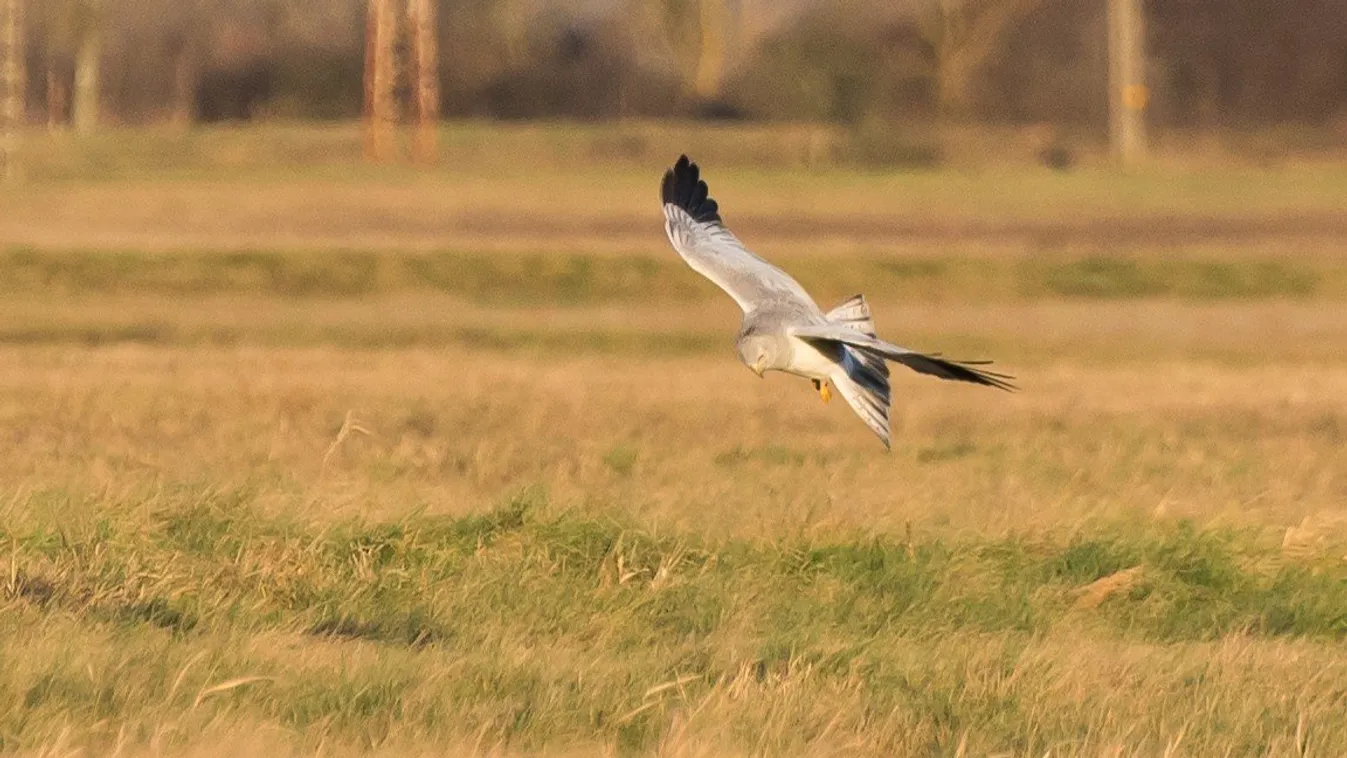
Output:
[735, 327, 781, 378]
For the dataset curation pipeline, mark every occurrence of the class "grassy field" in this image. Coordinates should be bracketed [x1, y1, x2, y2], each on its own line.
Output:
[2, 123, 1347, 757]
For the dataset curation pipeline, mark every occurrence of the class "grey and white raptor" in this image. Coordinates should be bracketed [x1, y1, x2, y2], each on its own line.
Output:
[660, 154, 1015, 448]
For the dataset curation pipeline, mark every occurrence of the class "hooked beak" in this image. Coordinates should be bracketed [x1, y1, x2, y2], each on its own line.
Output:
[751, 359, 766, 377]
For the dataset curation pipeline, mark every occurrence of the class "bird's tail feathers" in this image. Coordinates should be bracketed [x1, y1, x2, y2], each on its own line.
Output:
[845, 332, 1017, 393]
[833, 347, 893, 449]
[826, 294, 877, 336]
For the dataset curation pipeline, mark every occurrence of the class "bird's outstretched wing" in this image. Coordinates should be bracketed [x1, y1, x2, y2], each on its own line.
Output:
[790, 324, 1018, 392]
[661, 155, 816, 313]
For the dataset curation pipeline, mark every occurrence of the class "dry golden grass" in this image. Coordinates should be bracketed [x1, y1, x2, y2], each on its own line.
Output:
[3, 123, 1347, 756]
[4, 337, 1346, 532]
[4, 122, 1347, 253]
[4, 326, 1347, 756]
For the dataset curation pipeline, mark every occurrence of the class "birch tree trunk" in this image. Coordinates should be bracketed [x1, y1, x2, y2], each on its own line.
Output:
[1, 0, 22, 183]
[408, 0, 439, 163]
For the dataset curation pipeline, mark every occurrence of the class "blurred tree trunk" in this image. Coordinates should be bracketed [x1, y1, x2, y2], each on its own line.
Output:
[72, 0, 100, 133]
[39, 0, 76, 130]
[407, 0, 439, 163]
[1, 0, 22, 183]
[363, 0, 398, 162]
[497, 0, 530, 70]
[170, 38, 197, 128]
[47, 66, 68, 129]
[362, 0, 377, 156]
[690, 0, 728, 102]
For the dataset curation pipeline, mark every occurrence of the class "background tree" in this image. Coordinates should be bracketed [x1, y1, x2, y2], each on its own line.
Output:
[408, 0, 439, 163]
[912, 0, 1049, 119]
[633, 0, 737, 109]
[363, 0, 398, 161]
[71, 0, 101, 132]
[7, 0, 1347, 140]
[2, 0, 22, 182]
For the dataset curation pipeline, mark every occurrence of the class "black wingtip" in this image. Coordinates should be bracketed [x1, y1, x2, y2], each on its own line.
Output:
[661, 154, 722, 224]
[954, 361, 1018, 392]
[911, 353, 1018, 392]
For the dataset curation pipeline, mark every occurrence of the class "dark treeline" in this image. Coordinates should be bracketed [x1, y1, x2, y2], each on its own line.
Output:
[19, 0, 1347, 130]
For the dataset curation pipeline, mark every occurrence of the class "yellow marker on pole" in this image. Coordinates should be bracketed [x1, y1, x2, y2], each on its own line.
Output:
[1123, 84, 1149, 111]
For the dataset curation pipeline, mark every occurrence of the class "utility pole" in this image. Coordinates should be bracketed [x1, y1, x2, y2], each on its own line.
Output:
[1108, 0, 1146, 167]
[1, 0, 22, 183]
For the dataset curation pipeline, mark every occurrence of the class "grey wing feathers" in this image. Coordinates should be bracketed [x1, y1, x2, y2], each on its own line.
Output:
[661, 155, 817, 313]
[792, 323, 1017, 392]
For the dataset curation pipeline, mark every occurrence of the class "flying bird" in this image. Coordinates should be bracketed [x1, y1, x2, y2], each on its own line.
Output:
[660, 154, 1015, 448]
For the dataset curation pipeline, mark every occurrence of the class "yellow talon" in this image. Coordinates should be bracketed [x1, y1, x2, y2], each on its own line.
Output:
[813, 379, 832, 404]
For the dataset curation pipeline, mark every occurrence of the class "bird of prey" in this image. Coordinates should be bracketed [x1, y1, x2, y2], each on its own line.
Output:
[660, 154, 1015, 448]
